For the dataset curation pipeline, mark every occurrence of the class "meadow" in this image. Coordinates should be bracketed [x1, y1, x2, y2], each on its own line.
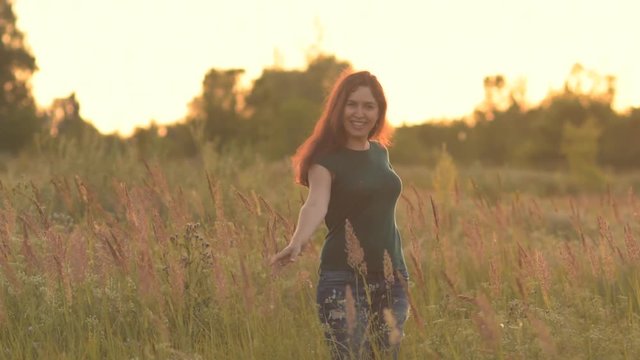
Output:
[0, 143, 639, 359]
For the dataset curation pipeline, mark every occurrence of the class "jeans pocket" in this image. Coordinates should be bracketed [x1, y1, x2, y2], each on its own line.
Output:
[318, 271, 355, 287]
[316, 271, 355, 307]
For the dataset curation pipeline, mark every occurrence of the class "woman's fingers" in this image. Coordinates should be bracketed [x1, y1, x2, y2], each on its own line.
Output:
[269, 250, 287, 266]
[271, 247, 293, 266]
[270, 244, 301, 267]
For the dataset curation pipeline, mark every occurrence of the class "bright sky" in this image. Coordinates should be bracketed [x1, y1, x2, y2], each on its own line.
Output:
[14, 0, 640, 136]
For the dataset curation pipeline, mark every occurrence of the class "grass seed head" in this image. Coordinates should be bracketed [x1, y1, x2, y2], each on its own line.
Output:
[345, 219, 367, 275]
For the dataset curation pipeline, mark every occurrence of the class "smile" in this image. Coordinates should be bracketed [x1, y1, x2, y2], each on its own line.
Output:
[349, 120, 370, 128]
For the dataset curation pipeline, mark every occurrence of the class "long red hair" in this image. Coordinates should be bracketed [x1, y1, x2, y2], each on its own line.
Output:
[292, 70, 394, 186]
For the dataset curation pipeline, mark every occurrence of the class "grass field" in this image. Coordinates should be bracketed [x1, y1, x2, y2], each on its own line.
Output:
[0, 148, 639, 359]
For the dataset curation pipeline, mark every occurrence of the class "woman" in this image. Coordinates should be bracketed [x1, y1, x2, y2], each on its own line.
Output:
[271, 70, 409, 359]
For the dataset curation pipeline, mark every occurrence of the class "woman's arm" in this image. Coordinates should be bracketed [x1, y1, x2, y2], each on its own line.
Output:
[270, 164, 332, 267]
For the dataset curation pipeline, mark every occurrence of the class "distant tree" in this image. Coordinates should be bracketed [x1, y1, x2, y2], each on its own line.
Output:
[464, 75, 530, 166]
[564, 63, 616, 104]
[394, 64, 629, 170]
[475, 75, 527, 122]
[0, 0, 41, 152]
[305, 55, 350, 101]
[48, 93, 100, 139]
[187, 68, 245, 151]
[561, 116, 605, 189]
[389, 125, 433, 165]
[130, 122, 168, 159]
[599, 108, 640, 169]
[432, 145, 458, 205]
[163, 123, 199, 158]
[471, 107, 529, 166]
[477, 75, 508, 121]
[518, 65, 617, 169]
[245, 54, 349, 159]
[391, 121, 472, 166]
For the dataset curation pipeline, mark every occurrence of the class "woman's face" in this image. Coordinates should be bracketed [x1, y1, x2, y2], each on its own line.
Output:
[343, 86, 379, 141]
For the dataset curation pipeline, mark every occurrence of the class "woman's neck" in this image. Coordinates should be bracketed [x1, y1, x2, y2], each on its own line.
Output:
[345, 138, 370, 151]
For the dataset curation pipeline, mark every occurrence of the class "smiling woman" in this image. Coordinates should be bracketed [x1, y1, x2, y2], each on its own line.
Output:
[290, 70, 392, 186]
[343, 86, 379, 148]
[272, 71, 410, 359]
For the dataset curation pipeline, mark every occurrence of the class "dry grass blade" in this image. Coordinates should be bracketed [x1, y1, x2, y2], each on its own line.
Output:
[396, 270, 424, 333]
[383, 308, 402, 346]
[528, 313, 557, 358]
[51, 177, 75, 213]
[624, 224, 640, 262]
[258, 194, 293, 234]
[19, 216, 40, 272]
[383, 250, 394, 286]
[233, 187, 256, 216]
[345, 284, 356, 336]
[345, 219, 367, 275]
[471, 293, 501, 353]
[430, 195, 440, 242]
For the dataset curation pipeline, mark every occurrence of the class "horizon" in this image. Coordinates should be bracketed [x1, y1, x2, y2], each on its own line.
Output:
[13, 0, 640, 136]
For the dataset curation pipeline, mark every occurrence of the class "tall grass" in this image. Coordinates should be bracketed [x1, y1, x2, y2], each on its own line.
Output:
[0, 146, 639, 359]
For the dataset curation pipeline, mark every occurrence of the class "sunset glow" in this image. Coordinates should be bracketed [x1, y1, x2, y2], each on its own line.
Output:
[14, 0, 640, 136]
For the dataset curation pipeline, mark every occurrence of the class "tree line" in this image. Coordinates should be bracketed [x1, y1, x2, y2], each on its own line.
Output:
[1, 0, 639, 173]
[393, 65, 640, 171]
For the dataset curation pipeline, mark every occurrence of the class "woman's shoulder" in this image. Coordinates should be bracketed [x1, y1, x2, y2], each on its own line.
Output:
[370, 140, 387, 152]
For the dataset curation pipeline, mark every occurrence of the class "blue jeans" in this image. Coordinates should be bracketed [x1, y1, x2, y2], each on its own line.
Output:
[316, 269, 410, 360]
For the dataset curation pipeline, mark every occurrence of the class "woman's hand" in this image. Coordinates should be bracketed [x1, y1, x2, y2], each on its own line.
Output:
[270, 242, 304, 269]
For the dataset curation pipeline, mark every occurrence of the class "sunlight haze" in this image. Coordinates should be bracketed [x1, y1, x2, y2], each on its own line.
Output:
[14, 0, 640, 135]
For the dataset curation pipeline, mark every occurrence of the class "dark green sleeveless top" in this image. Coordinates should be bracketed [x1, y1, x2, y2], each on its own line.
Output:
[314, 141, 407, 273]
